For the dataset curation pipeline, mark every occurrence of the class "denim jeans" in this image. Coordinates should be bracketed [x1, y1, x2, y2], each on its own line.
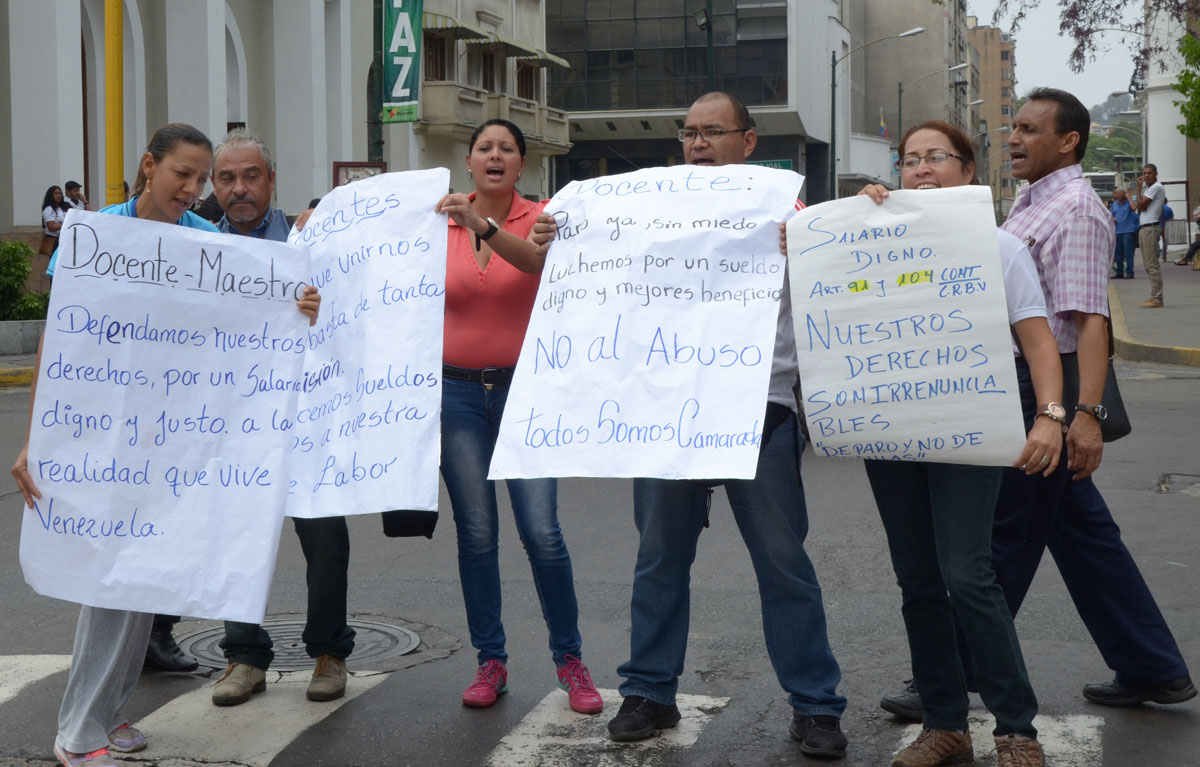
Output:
[221, 515, 355, 669]
[865, 460, 1037, 737]
[1114, 231, 1135, 276]
[440, 375, 582, 666]
[617, 406, 845, 716]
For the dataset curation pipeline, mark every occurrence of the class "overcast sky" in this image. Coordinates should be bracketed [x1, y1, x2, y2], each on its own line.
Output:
[969, 0, 1143, 110]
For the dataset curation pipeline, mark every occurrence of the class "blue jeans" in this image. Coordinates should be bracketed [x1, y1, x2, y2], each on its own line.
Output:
[865, 460, 1037, 737]
[617, 406, 845, 716]
[1114, 232, 1135, 276]
[440, 376, 582, 666]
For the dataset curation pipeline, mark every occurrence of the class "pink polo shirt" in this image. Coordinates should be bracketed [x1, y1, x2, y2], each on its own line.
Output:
[443, 190, 548, 368]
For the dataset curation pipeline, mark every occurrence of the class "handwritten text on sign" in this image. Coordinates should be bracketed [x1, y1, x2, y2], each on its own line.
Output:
[489, 165, 804, 480]
[288, 169, 449, 517]
[21, 212, 312, 623]
[786, 186, 1025, 465]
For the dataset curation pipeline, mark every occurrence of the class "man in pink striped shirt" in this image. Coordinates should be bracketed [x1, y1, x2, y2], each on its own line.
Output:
[994, 88, 1193, 708]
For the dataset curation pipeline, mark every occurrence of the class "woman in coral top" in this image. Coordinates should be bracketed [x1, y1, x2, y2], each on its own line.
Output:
[434, 119, 602, 715]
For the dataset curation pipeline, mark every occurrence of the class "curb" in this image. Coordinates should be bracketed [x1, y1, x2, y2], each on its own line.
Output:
[0, 368, 32, 387]
[1109, 283, 1200, 367]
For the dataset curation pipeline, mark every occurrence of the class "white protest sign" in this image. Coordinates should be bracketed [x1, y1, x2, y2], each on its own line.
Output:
[786, 186, 1026, 465]
[21, 211, 311, 622]
[287, 169, 449, 517]
[489, 164, 804, 480]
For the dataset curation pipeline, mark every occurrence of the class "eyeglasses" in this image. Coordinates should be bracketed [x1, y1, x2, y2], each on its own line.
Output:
[677, 128, 747, 143]
[898, 151, 965, 170]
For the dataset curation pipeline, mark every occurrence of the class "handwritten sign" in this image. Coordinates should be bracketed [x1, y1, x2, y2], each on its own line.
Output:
[786, 186, 1026, 465]
[287, 169, 449, 517]
[489, 164, 804, 480]
[21, 212, 313, 622]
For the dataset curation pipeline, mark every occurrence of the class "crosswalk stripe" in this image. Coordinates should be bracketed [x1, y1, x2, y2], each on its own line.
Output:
[0, 654, 72, 707]
[485, 688, 729, 766]
[130, 669, 389, 767]
[896, 713, 1104, 766]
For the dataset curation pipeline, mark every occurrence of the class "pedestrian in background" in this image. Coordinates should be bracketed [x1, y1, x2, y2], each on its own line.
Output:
[1109, 188, 1137, 278]
[39, 185, 70, 255]
[1134, 163, 1166, 307]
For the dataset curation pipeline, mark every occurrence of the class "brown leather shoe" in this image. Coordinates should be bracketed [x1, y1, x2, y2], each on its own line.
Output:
[994, 734, 1044, 767]
[211, 663, 266, 706]
[892, 728, 973, 766]
[1139, 298, 1164, 308]
[307, 655, 347, 701]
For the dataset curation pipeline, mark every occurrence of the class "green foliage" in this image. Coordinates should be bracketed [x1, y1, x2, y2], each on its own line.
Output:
[1173, 34, 1200, 140]
[0, 240, 48, 321]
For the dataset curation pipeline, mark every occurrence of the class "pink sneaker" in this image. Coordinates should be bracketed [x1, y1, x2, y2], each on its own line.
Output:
[557, 655, 604, 714]
[462, 660, 507, 707]
[53, 744, 118, 767]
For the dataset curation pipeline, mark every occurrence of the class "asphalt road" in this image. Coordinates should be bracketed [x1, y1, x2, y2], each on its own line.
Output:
[1, 357, 1198, 766]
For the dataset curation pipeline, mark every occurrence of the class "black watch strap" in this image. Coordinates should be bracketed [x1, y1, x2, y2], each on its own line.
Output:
[475, 217, 500, 249]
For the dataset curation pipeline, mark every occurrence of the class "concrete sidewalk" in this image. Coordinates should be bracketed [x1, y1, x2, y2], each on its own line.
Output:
[2, 252, 1198, 387]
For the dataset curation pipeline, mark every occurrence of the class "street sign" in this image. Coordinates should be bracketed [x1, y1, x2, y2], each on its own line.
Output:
[748, 159, 793, 170]
[382, 0, 423, 123]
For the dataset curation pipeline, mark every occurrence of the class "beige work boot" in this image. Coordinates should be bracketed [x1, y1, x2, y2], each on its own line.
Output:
[994, 734, 1044, 767]
[892, 727, 973, 766]
[211, 663, 266, 706]
[307, 655, 347, 702]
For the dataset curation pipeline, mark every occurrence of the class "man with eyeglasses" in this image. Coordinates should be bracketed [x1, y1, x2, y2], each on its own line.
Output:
[606, 91, 849, 759]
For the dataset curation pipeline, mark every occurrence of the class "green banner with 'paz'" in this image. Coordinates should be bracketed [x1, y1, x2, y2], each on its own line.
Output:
[382, 0, 423, 123]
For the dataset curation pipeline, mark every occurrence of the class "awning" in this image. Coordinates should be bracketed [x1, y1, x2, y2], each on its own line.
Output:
[511, 49, 571, 69]
[422, 12, 491, 42]
[466, 32, 540, 59]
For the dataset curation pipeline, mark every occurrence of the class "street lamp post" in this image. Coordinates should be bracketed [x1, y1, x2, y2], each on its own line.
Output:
[829, 26, 925, 200]
[898, 62, 968, 142]
[693, 2, 715, 92]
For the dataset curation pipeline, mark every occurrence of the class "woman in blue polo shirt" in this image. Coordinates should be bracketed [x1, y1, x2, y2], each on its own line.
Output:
[14, 123, 319, 767]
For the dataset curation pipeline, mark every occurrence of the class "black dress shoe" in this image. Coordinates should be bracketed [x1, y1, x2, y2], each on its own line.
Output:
[144, 630, 199, 672]
[880, 678, 924, 721]
[790, 714, 848, 759]
[607, 695, 681, 742]
[1083, 675, 1197, 707]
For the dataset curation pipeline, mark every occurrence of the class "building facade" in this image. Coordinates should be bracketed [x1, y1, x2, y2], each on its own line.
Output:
[967, 16, 1017, 217]
[862, 0, 974, 146]
[544, 0, 866, 202]
[0, 0, 568, 230]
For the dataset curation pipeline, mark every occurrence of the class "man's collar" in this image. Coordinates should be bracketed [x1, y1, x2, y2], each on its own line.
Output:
[1024, 164, 1082, 206]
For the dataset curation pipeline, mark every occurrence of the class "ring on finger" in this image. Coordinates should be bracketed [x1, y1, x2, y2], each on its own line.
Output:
[1040, 456, 1051, 464]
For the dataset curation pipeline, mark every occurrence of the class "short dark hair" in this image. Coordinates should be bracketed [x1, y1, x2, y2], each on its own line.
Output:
[1026, 87, 1089, 161]
[693, 91, 752, 131]
[64, 180, 81, 191]
[1144, 163, 1158, 174]
[468, 119, 526, 157]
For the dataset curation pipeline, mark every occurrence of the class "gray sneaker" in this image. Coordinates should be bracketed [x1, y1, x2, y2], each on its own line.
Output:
[211, 662, 267, 706]
[881, 679, 924, 721]
[307, 655, 348, 702]
[107, 723, 147, 753]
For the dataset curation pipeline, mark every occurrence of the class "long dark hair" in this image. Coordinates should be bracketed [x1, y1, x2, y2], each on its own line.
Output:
[42, 185, 70, 214]
[468, 118, 526, 156]
[132, 123, 213, 196]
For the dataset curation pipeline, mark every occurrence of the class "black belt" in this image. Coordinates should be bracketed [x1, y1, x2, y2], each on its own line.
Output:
[442, 364, 516, 388]
[1139, 223, 1160, 229]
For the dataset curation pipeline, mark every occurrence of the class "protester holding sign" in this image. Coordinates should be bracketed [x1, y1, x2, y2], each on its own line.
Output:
[10, 123, 321, 767]
[208, 129, 354, 708]
[856, 121, 1060, 767]
[431, 119, 603, 715]
[599, 92, 848, 759]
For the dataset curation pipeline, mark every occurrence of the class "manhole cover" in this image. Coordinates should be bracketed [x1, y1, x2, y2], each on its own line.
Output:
[178, 617, 421, 671]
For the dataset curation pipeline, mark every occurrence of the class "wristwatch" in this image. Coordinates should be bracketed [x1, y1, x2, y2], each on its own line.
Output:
[1036, 402, 1067, 424]
[474, 217, 499, 249]
[1074, 403, 1109, 421]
